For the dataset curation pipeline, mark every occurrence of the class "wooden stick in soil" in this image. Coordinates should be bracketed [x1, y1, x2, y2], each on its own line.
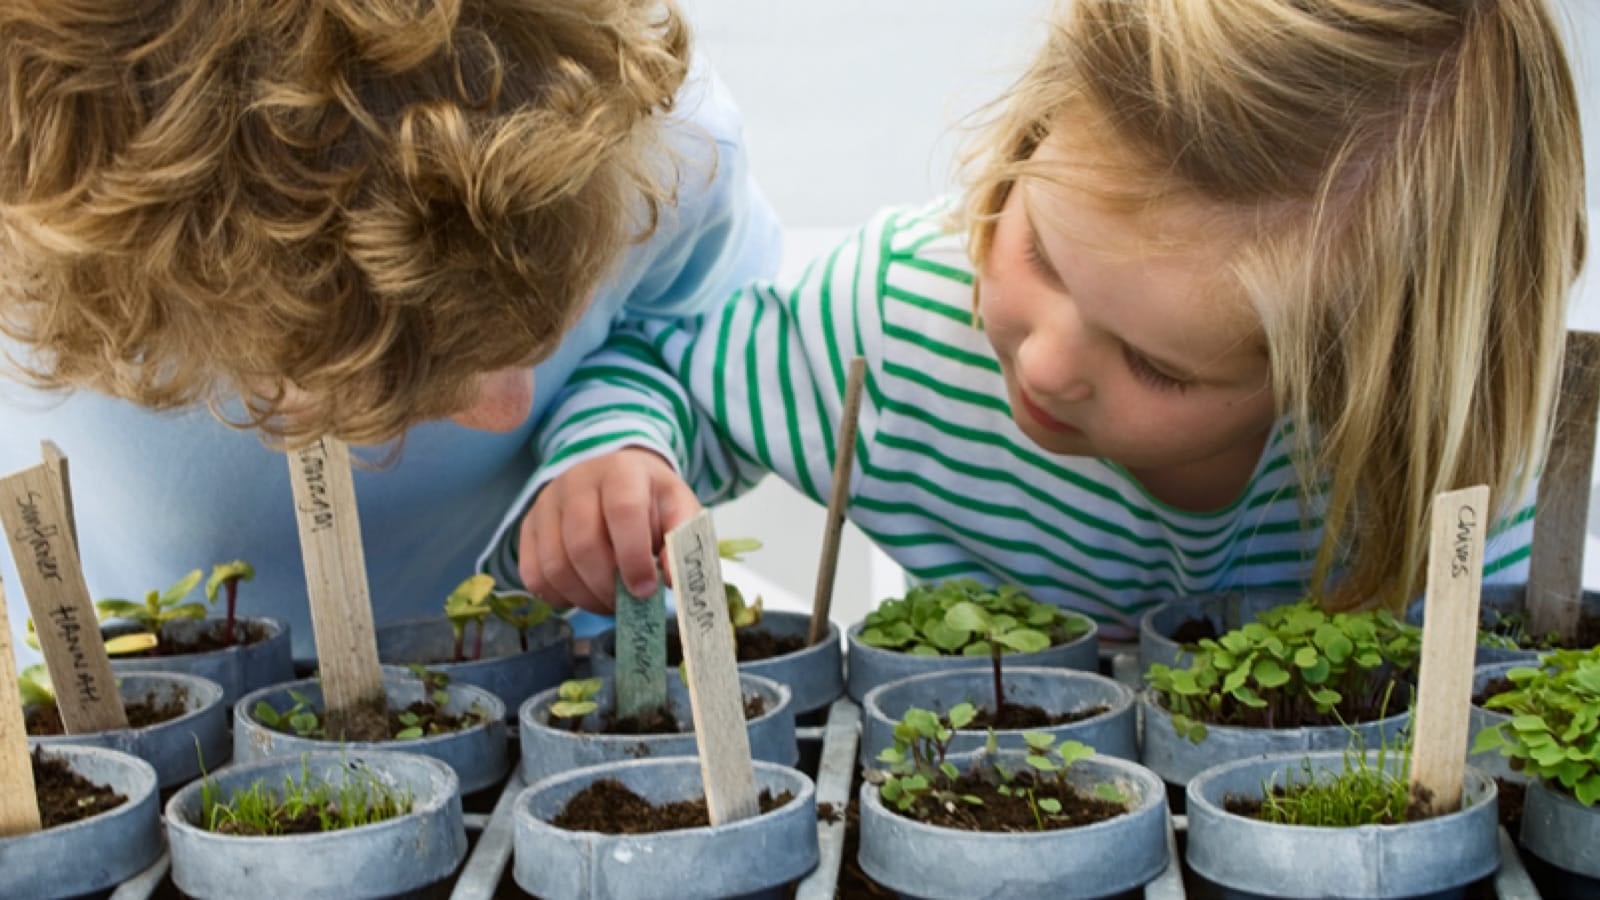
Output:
[39, 441, 76, 547]
[665, 510, 759, 825]
[1408, 484, 1489, 818]
[0, 576, 42, 837]
[0, 461, 127, 733]
[613, 574, 668, 720]
[285, 437, 388, 742]
[808, 357, 868, 646]
[1526, 330, 1600, 644]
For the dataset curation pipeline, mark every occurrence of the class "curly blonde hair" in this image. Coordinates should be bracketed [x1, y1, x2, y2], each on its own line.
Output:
[0, 0, 690, 444]
[963, 0, 1587, 611]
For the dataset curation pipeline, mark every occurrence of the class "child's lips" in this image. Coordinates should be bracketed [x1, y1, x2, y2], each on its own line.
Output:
[1019, 390, 1077, 434]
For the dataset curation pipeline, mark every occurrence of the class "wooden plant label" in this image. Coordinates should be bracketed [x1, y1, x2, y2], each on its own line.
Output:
[0, 576, 41, 837]
[286, 437, 387, 742]
[613, 574, 668, 720]
[1527, 330, 1600, 642]
[0, 462, 126, 733]
[809, 357, 868, 645]
[1408, 484, 1489, 816]
[664, 510, 758, 825]
[39, 441, 76, 546]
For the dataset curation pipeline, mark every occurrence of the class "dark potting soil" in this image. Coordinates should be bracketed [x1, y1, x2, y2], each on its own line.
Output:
[969, 702, 1110, 730]
[388, 700, 487, 737]
[1159, 674, 1411, 730]
[894, 768, 1127, 833]
[664, 627, 807, 666]
[25, 687, 190, 736]
[1169, 616, 1220, 646]
[32, 747, 126, 828]
[1483, 610, 1600, 651]
[551, 778, 794, 834]
[592, 694, 767, 736]
[116, 619, 272, 656]
[1496, 778, 1525, 834]
[1472, 676, 1515, 707]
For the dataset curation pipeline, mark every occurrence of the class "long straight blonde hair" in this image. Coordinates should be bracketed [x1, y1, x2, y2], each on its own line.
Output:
[965, 0, 1587, 609]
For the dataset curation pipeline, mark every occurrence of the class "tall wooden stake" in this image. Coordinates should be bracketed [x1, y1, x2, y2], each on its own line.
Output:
[613, 575, 668, 719]
[1408, 484, 1489, 816]
[286, 437, 388, 741]
[0, 576, 41, 837]
[665, 510, 758, 826]
[1527, 330, 1600, 643]
[808, 357, 867, 645]
[0, 462, 126, 734]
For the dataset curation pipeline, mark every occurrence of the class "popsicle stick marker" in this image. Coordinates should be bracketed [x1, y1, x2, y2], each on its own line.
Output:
[39, 441, 76, 547]
[809, 357, 867, 646]
[286, 437, 388, 742]
[0, 459, 126, 734]
[613, 574, 668, 720]
[0, 577, 42, 837]
[1527, 330, 1600, 644]
[1408, 484, 1489, 817]
[665, 510, 758, 825]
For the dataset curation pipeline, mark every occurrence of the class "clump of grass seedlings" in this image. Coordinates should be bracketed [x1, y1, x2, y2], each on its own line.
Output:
[200, 758, 413, 836]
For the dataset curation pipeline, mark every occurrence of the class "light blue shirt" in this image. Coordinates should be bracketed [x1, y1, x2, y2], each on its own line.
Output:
[0, 56, 781, 667]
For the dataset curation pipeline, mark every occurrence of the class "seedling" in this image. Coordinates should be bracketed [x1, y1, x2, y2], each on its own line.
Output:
[1145, 598, 1421, 741]
[252, 690, 324, 738]
[92, 569, 206, 654]
[204, 560, 254, 649]
[859, 579, 1090, 658]
[199, 757, 412, 836]
[717, 538, 765, 630]
[255, 668, 480, 742]
[443, 574, 496, 663]
[942, 599, 1050, 721]
[1253, 741, 1416, 826]
[17, 665, 54, 711]
[548, 678, 603, 732]
[23, 617, 156, 657]
[1472, 645, 1600, 806]
[487, 591, 553, 653]
[873, 703, 1117, 831]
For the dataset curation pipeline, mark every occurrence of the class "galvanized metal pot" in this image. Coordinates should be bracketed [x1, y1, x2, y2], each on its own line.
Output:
[165, 750, 466, 900]
[845, 619, 1098, 703]
[1136, 590, 1304, 677]
[1186, 750, 1499, 899]
[108, 616, 293, 708]
[1520, 778, 1600, 898]
[375, 612, 573, 718]
[518, 672, 796, 785]
[859, 666, 1137, 766]
[514, 757, 818, 900]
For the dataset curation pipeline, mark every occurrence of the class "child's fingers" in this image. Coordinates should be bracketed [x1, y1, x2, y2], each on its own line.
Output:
[602, 465, 660, 599]
[560, 491, 621, 610]
[652, 473, 703, 589]
[527, 482, 611, 613]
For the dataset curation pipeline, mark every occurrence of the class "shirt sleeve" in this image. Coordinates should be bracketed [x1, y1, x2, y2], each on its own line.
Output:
[480, 212, 897, 589]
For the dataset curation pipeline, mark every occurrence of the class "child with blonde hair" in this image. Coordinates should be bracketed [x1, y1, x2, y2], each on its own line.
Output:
[0, 0, 780, 663]
[509, 0, 1586, 637]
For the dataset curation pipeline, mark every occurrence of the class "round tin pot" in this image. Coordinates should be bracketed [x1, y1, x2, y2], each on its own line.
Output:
[375, 612, 573, 718]
[1519, 777, 1600, 897]
[108, 616, 294, 708]
[1137, 590, 1304, 677]
[845, 618, 1098, 703]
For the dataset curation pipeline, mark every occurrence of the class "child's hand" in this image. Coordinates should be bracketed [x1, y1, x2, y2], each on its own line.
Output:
[518, 448, 702, 615]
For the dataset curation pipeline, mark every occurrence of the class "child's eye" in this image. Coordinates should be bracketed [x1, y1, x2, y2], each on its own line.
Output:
[1123, 345, 1190, 393]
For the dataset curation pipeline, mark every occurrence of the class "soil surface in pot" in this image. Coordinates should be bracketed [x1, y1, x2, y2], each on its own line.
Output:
[890, 768, 1127, 832]
[1170, 616, 1220, 646]
[968, 702, 1110, 730]
[572, 695, 766, 736]
[664, 627, 806, 666]
[26, 687, 190, 736]
[1472, 677, 1515, 707]
[260, 698, 489, 740]
[31, 748, 126, 827]
[1496, 777, 1525, 834]
[550, 778, 793, 834]
[113, 620, 272, 656]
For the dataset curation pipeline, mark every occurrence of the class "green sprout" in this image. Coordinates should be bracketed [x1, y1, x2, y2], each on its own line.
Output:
[718, 538, 765, 629]
[1473, 646, 1600, 806]
[487, 590, 554, 653]
[548, 678, 603, 731]
[859, 579, 1090, 659]
[253, 690, 325, 738]
[942, 599, 1051, 722]
[92, 569, 207, 654]
[1145, 598, 1420, 742]
[443, 574, 496, 662]
[200, 757, 413, 836]
[18, 664, 54, 710]
[204, 560, 255, 649]
[1253, 741, 1415, 826]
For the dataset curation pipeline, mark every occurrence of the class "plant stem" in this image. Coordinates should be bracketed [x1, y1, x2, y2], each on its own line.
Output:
[223, 580, 238, 648]
[472, 619, 485, 661]
[452, 629, 465, 664]
[518, 627, 528, 653]
[991, 644, 1006, 719]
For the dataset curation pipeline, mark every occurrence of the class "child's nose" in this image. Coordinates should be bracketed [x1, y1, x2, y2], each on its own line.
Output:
[1018, 331, 1093, 403]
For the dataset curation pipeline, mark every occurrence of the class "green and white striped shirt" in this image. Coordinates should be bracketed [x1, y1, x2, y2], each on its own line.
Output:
[521, 202, 1534, 638]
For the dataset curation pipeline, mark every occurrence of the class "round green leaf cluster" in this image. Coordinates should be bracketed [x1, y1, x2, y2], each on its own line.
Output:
[858, 579, 1090, 657]
[1146, 599, 1420, 738]
[1474, 646, 1600, 806]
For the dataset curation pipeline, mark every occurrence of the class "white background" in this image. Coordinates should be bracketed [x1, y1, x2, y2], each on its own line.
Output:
[684, 0, 1600, 623]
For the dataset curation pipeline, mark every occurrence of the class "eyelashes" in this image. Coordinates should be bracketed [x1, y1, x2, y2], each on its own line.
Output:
[1122, 344, 1189, 393]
